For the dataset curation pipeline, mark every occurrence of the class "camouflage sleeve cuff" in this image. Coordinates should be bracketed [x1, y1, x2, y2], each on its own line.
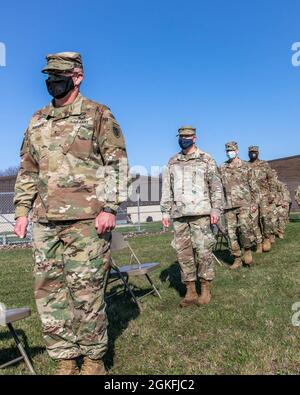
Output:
[103, 203, 119, 214]
[15, 206, 31, 219]
[211, 208, 221, 217]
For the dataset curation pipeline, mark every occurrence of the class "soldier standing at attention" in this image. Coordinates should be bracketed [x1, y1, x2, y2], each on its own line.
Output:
[278, 182, 291, 239]
[160, 126, 224, 308]
[269, 169, 280, 244]
[14, 52, 129, 375]
[219, 142, 258, 270]
[271, 170, 291, 240]
[248, 146, 277, 253]
[295, 186, 300, 207]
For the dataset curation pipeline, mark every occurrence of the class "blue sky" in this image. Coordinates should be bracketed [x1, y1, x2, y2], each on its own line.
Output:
[0, 0, 300, 172]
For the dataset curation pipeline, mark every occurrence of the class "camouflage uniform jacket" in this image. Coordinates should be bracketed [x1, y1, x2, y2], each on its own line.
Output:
[14, 93, 129, 222]
[219, 159, 258, 210]
[160, 147, 224, 220]
[295, 186, 300, 207]
[248, 159, 277, 202]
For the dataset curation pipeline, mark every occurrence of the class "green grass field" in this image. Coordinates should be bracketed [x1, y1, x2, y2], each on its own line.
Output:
[115, 221, 166, 234]
[0, 222, 300, 375]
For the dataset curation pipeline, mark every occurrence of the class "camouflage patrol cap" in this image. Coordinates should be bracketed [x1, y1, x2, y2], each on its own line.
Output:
[178, 126, 196, 137]
[249, 146, 259, 153]
[225, 141, 238, 151]
[42, 52, 83, 74]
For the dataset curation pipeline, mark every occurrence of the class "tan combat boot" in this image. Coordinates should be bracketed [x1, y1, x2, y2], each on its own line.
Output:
[243, 249, 253, 266]
[270, 235, 276, 244]
[180, 281, 198, 308]
[262, 238, 271, 252]
[81, 357, 107, 375]
[55, 359, 78, 375]
[230, 257, 243, 270]
[256, 243, 263, 254]
[198, 280, 212, 305]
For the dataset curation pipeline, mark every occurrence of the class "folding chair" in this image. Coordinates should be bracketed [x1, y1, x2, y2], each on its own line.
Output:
[212, 224, 230, 266]
[104, 233, 162, 310]
[0, 307, 36, 375]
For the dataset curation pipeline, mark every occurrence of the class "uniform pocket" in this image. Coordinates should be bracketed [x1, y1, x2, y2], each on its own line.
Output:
[66, 125, 94, 161]
[191, 218, 216, 250]
[85, 223, 111, 261]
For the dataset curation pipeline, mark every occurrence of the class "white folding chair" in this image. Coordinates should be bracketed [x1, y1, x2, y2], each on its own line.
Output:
[104, 233, 162, 310]
[0, 307, 36, 375]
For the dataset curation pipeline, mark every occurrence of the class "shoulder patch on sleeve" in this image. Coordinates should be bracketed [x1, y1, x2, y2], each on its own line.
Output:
[113, 125, 121, 138]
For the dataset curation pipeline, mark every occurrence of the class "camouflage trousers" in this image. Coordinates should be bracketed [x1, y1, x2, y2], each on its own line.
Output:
[32, 220, 110, 361]
[273, 205, 289, 234]
[172, 216, 216, 283]
[251, 199, 275, 242]
[224, 207, 255, 258]
[251, 208, 263, 244]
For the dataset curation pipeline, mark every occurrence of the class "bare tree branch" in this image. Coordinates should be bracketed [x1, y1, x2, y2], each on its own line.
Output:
[0, 166, 19, 177]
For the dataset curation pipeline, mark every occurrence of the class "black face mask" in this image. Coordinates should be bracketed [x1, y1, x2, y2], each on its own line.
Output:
[46, 74, 75, 99]
[249, 152, 258, 161]
[179, 137, 194, 150]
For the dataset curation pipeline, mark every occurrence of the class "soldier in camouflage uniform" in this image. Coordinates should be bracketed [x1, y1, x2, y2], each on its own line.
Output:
[271, 170, 291, 240]
[160, 126, 224, 308]
[248, 146, 277, 253]
[14, 52, 129, 375]
[268, 169, 279, 244]
[278, 182, 291, 238]
[295, 186, 300, 207]
[219, 142, 257, 270]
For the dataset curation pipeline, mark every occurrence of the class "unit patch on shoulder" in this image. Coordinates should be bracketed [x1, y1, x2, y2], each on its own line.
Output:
[113, 126, 121, 138]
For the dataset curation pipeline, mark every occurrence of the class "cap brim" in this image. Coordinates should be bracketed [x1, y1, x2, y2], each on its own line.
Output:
[41, 65, 74, 74]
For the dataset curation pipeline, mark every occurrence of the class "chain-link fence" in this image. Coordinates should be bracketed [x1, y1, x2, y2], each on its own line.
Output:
[0, 192, 32, 246]
[0, 192, 161, 247]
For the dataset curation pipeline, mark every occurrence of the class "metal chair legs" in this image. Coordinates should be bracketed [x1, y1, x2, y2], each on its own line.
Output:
[0, 323, 36, 375]
[145, 274, 162, 299]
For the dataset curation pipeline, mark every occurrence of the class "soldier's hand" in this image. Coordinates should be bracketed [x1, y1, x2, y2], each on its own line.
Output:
[14, 217, 29, 239]
[251, 205, 257, 213]
[95, 212, 116, 235]
[162, 218, 170, 228]
[210, 213, 219, 225]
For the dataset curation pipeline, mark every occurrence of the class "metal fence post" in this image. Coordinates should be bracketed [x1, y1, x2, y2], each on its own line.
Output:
[136, 186, 141, 233]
